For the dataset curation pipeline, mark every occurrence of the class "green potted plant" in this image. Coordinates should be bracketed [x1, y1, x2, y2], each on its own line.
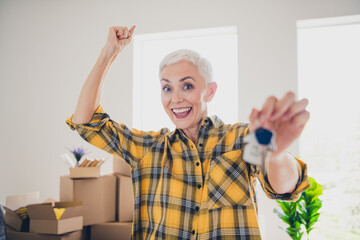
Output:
[274, 177, 323, 240]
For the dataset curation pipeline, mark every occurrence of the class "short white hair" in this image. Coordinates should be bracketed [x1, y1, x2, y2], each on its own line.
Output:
[159, 49, 213, 83]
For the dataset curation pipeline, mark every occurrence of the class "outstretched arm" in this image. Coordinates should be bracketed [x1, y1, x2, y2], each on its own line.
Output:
[249, 91, 310, 194]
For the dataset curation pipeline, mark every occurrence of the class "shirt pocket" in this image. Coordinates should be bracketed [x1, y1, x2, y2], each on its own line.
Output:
[207, 150, 253, 210]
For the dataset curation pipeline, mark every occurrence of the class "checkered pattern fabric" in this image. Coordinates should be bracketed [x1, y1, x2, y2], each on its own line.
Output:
[66, 105, 309, 240]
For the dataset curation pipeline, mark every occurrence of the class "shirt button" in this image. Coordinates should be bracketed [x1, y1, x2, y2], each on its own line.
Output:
[192, 230, 195, 235]
[195, 206, 200, 212]
[197, 184, 201, 189]
[199, 143, 203, 147]
[196, 162, 200, 166]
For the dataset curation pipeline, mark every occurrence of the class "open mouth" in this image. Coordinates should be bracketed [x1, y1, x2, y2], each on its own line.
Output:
[171, 107, 192, 119]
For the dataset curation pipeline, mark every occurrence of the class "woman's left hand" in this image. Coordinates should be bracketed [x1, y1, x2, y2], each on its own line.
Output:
[249, 91, 310, 157]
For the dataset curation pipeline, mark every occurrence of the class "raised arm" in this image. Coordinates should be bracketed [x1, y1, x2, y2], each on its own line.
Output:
[72, 25, 136, 124]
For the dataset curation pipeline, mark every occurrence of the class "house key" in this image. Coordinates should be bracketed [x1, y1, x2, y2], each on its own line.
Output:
[243, 119, 276, 175]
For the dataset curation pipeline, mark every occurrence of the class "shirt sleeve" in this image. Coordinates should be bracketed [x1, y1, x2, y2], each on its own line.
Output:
[65, 105, 164, 169]
[248, 154, 310, 201]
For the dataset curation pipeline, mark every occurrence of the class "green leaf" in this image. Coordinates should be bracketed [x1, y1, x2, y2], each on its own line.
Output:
[299, 232, 304, 239]
[280, 216, 291, 225]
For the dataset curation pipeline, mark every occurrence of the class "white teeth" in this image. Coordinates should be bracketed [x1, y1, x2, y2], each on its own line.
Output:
[172, 107, 191, 113]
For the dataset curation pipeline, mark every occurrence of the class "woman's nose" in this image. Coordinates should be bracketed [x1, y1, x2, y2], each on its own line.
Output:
[171, 90, 183, 103]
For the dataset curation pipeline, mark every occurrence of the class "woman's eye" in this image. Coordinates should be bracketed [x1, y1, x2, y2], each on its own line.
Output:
[184, 84, 193, 90]
[163, 86, 171, 92]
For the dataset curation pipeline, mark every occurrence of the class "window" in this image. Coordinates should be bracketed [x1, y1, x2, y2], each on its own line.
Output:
[132, 26, 238, 131]
[297, 15, 360, 239]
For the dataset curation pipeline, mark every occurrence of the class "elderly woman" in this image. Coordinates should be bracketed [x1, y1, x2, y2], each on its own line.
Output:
[66, 25, 310, 239]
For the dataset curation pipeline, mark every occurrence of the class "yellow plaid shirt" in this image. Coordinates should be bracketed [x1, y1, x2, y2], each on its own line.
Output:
[66, 105, 309, 240]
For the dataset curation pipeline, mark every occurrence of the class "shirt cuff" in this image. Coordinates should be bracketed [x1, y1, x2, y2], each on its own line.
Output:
[262, 155, 310, 201]
[65, 105, 108, 132]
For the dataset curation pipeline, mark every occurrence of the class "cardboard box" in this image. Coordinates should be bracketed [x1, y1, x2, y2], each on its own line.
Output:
[115, 174, 134, 222]
[6, 227, 38, 240]
[91, 222, 132, 240]
[69, 167, 100, 179]
[6, 226, 90, 240]
[4, 206, 30, 232]
[60, 175, 116, 226]
[4, 192, 39, 232]
[113, 157, 131, 177]
[27, 202, 83, 235]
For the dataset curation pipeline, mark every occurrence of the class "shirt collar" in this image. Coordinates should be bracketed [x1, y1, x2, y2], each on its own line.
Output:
[168, 115, 224, 141]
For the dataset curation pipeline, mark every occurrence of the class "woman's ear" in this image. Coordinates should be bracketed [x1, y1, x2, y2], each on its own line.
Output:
[206, 82, 217, 102]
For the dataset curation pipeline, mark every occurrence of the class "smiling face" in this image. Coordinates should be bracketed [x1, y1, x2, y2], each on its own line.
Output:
[160, 59, 216, 131]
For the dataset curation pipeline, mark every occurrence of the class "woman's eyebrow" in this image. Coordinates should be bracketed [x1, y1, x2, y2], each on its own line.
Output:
[180, 76, 195, 82]
[161, 76, 195, 83]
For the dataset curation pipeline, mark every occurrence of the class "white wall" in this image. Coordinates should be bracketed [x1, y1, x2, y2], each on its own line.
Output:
[0, 0, 359, 239]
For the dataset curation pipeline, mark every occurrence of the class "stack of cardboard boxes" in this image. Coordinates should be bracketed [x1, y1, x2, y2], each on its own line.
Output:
[4, 156, 134, 240]
[5, 193, 88, 240]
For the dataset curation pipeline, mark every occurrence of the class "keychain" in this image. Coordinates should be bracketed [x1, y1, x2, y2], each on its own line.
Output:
[243, 119, 277, 175]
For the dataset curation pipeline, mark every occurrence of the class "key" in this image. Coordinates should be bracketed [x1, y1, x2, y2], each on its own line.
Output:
[243, 121, 276, 175]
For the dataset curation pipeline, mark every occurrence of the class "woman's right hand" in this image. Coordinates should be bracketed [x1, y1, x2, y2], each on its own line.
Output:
[103, 25, 136, 58]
